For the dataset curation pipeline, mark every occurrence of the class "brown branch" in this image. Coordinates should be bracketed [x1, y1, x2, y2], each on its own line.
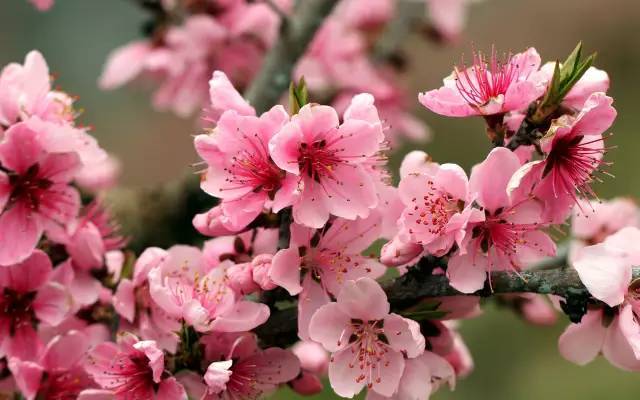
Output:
[244, 0, 340, 113]
[255, 265, 640, 348]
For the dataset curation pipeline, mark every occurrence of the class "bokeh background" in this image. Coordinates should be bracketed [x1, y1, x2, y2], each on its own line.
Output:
[1, 0, 640, 398]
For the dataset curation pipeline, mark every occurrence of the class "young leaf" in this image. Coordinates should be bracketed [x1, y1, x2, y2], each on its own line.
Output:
[288, 77, 308, 114]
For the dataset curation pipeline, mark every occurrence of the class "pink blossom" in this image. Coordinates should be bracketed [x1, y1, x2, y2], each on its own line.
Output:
[177, 332, 300, 400]
[447, 148, 556, 293]
[419, 47, 547, 117]
[29, 0, 54, 11]
[148, 245, 269, 333]
[391, 151, 483, 261]
[196, 95, 296, 232]
[509, 92, 617, 223]
[0, 123, 81, 265]
[203, 336, 300, 399]
[0, 51, 73, 126]
[425, 0, 471, 42]
[334, 0, 394, 31]
[559, 227, 640, 370]
[366, 351, 455, 400]
[9, 330, 100, 400]
[0, 250, 71, 361]
[85, 333, 187, 399]
[113, 247, 181, 353]
[569, 198, 638, 262]
[309, 278, 425, 398]
[75, 155, 121, 192]
[100, 3, 283, 117]
[269, 95, 386, 228]
[270, 216, 386, 339]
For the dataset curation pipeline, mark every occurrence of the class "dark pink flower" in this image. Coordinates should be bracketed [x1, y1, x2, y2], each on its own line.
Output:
[85, 333, 187, 399]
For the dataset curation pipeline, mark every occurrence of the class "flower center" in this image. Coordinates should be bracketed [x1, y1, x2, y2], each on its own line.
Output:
[454, 47, 520, 107]
[406, 182, 461, 242]
[337, 319, 391, 390]
[298, 139, 343, 182]
[7, 163, 52, 211]
[224, 150, 284, 198]
[543, 134, 610, 200]
[1, 289, 37, 335]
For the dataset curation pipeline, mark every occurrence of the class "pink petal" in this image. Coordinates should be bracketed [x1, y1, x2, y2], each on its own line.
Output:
[33, 282, 72, 326]
[297, 275, 331, 341]
[8, 358, 43, 400]
[209, 301, 270, 332]
[156, 377, 188, 400]
[207, 70, 256, 122]
[563, 66, 609, 109]
[77, 389, 116, 400]
[343, 93, 381, 125]
[0, 202, 43, 266]
[572, 243, 630, 307]
[292, 178, 330, 228]
[248, 347, 301, 386]
[336, 277, 389, 321]
[322, 165, 378, 221]
[0, 171, 10, 212]
[446, 253, 487, 294]
[308, 303, 351, 352]
[114, 279, 136, 323]
[268, 121, 304, 175]
[269, 247, 303, 295]
[1, 249, 51, 292]
[558, 309, 606, 365]
[0, 122, 45, 174]
[133, 340, 165, 383]
[571, 93, 616, 137]
[99, 41, 152, 89]
[469, 147, 521, 213]
[503, 80, 545, 113]
[290, 372, 324, 396]
[383, 314, 426, 358]
[291, 341, 328, 374]
[418, 86, 477, 117]
[603, 312, 640, 371]
[41, 330, 89, 371]
[616, 304, 640, 360]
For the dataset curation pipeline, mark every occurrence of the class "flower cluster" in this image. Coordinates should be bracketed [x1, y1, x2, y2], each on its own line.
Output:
[3, 0, 638, 397]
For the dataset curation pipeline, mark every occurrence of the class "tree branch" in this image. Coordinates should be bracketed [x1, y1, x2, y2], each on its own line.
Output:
[244, 0, 339, 113]
[255, 265, 640, 347]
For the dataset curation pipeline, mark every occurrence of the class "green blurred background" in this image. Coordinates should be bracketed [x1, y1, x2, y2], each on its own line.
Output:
[1, 0, 639, 398]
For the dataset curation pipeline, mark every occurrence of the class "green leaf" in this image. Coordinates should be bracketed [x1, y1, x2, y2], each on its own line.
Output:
[288, 77, 308, 114]
[538, 42, 596, 114]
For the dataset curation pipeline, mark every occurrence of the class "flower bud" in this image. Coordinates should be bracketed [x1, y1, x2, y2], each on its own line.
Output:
[251, 254, 277, 291]
[192, 206, 238, 237]
[227, 263, 260, 295]
[380, 237, 423, 266]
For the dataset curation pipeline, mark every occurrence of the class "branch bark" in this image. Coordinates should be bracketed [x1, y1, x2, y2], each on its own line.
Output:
[244, 0, 340, 113]
[255, 266, 640, 347]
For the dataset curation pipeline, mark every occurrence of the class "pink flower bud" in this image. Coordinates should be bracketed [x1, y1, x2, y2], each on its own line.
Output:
[290, 372, 324, 396]
[380, 237, 423, 267]
[251, 254, 277, 291]
[227, 263, 260, 295]
[192, 206, 238, 237]
[292, 341, 329, 375]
